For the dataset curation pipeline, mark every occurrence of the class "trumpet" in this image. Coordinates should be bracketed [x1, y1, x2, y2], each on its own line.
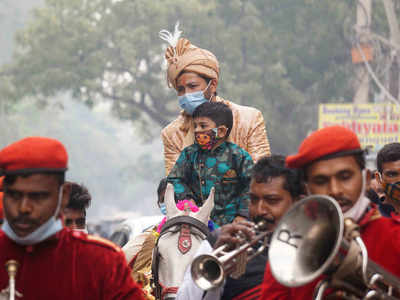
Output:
[5, 260, 18, 300]
[191, 220, 271, 291]
[269, 195, 400, 300]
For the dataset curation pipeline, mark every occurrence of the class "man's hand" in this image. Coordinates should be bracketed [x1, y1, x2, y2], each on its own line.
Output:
[214, 221, 255, 251]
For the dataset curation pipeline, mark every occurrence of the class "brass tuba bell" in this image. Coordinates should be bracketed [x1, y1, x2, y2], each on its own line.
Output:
[269, 195, 400, 300]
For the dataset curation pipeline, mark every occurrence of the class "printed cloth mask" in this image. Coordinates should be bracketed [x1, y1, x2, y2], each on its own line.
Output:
[159, 203, 167, 215]
[195, 128, 219, 150]
[2, 185, 64, 245]
[366, 188, 394, 217]
[178, 81, 211, 115]
[381, 180, 400, 205]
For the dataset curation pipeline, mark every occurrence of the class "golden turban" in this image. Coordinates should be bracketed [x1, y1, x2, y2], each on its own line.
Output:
[164, 38, 220, 89]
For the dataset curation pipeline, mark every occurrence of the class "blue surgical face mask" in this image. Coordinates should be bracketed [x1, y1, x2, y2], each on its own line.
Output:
[178, 81, 212, 115]
[2, 185, 64, 245]
[160, 203, 167, 215]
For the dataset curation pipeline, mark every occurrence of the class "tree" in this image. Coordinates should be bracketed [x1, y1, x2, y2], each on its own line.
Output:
[0, 0, 393, 154]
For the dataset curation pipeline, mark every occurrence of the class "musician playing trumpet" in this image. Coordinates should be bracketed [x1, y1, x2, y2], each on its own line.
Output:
[261, 126, 400, 299]
[176, 155, 304, 300]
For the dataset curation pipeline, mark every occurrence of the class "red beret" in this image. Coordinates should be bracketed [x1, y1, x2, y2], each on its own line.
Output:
[0, 137, 68, 175]
[286, 126, 362, 169]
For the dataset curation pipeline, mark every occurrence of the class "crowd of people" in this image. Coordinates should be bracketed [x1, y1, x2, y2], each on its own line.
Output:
[1, 27, 400, 300]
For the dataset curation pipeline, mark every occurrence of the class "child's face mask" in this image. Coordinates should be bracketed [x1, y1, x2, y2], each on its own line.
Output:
[195, 128, 220, 150]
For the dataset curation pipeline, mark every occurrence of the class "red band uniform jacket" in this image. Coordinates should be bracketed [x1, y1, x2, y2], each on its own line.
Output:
[0, 228, 145, 300]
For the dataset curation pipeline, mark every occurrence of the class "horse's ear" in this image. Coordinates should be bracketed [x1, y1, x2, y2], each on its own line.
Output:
[193, 187, 214, 223]
[165, 183, 180, 217]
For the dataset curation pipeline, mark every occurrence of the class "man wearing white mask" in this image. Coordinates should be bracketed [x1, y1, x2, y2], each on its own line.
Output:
[261, 126, 400, 300]
[0, 137, 145, 299]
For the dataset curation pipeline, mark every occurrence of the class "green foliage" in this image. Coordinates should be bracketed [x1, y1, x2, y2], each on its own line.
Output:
[0, 0, 393, 154]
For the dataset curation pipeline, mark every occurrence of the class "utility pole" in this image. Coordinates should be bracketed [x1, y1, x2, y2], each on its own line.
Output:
[382, 0, 400, 100]
[353, 0, 372, 104]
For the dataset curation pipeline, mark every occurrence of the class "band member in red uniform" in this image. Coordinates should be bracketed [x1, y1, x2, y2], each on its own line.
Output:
[0, 137, 145, 300]
[261, 126, 400, 300]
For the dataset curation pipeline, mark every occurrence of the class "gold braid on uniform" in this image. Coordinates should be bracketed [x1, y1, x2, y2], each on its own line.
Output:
[131, 230, 159, 300]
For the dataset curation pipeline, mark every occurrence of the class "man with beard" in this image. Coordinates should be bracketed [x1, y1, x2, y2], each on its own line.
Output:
[261, 126, 400, 300]
[0, 137, 145, 299]
[176, 154, 304, 300]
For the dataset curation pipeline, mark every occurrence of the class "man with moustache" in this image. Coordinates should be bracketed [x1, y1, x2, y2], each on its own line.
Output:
[0, 137, 145, 299]
[261, 126, 400, 300]
[176, 155, 304, 300]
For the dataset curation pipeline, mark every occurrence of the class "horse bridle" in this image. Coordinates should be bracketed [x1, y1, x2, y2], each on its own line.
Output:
[151, 216, 211, 300]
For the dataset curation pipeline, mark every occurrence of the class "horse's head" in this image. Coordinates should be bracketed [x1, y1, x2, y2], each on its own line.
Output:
[153, 184, 214, 299]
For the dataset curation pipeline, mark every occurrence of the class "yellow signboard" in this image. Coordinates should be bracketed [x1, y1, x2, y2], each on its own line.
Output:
[319, 103, 400, 152]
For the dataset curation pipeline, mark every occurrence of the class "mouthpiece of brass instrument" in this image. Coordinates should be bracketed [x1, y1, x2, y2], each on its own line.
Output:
[5, 260, 18, 278]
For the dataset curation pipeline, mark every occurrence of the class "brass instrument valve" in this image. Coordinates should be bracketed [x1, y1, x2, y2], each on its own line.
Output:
[343, 218, 361, 241]
[5, 260, 19, 279]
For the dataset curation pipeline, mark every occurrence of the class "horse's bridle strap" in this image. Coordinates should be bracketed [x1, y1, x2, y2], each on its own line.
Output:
[152, 215, 211, 299]
[159, 215, 211, 240]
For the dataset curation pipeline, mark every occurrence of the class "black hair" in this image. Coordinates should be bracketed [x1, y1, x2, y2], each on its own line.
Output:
[157, 178, 168, 207]
[252, 155, 305, 199]
[67, 182, 91, 215]
[3, 172, 65, 188]
[353, 151, 367, 170]
[192, 101, 233, 138]
[376, 143, 400, 173]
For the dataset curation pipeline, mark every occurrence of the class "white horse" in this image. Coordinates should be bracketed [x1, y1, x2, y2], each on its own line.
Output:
[152, 184, 214, 300]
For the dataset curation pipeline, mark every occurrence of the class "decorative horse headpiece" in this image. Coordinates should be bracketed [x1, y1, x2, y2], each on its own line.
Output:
[152, 183, 214, 299]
